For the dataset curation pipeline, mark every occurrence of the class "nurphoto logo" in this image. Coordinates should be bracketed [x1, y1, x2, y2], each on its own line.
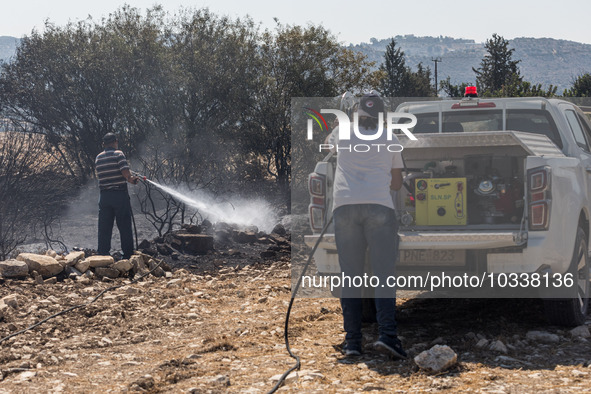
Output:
[305, 108, 418, 152]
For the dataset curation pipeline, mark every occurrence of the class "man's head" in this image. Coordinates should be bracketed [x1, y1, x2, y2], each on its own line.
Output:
[103, 133, 118, 148]
[357, 92, 384, 128]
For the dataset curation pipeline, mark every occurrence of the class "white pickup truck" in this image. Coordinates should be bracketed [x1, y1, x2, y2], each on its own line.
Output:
[305, 96, 591, 326]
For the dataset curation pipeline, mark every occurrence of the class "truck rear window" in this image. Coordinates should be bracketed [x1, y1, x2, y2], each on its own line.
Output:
[409, 109, 562, 149]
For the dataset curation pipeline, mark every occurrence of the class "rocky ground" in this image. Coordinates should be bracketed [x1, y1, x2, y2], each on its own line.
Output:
[1, 224, 591, 393]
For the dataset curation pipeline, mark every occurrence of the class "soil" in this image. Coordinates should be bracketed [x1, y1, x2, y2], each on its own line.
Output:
[1, 231, 591, 393]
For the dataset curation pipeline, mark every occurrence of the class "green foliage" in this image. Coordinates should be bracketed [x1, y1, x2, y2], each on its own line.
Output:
[378, 38, 434, 97]
[439, 77, 470, 98]
[473, 33, 522, 94]
[441, 34, 557, 98]
[0, 6, 375, 218]
[564, 73, 591, 96]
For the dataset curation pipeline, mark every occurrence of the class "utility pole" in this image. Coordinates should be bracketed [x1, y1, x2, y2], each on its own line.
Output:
[432, 57, 442, 96]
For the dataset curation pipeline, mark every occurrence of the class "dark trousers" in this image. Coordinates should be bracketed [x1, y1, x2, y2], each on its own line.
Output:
[334, 204, 399, 345]
[98, 189, 134, 259]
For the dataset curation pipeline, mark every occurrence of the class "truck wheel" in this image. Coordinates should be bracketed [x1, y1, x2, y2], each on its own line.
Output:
[544, 227, 590, 326]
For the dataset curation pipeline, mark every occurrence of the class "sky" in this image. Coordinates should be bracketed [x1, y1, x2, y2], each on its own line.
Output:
[1, 0, 590, 45]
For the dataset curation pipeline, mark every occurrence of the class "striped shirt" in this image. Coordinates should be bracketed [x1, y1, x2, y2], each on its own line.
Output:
[95, 148, 129, 190]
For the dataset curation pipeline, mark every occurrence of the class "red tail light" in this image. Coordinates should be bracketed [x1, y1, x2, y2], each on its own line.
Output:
[309, 173, 326, 232]
[527, 166, 551, 230]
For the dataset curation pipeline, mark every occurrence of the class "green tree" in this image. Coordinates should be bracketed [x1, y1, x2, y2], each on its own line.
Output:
[439, 77, 471, 98]
[408, 62, 434, 96]
[378, 38, 434, 97]
[247, 23, 375, 208]
[473, 33, 521, 95]
[564, 73, 591, 96]
[379, 38, 409, 96]
[0, 6, 171, 180]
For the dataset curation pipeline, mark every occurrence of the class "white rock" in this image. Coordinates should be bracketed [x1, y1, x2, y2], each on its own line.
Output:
[111, 259, 133, 273]
[526, 330, 560, 343]
[0, 259, 29, 278]
[1, 294, 20, 308]
[570, 325, 591, 339]
[46, 250, 58, 258]
[17, 253, 63, 277]
[75, 259, 91, 273]
[489, 340, 508, 354]
[84, 256, 115, 268]
[64, 251, 85, 267]
[130, 255, 146, 271]
[270, 369, 323, 383]
[414, 345, 457, 374]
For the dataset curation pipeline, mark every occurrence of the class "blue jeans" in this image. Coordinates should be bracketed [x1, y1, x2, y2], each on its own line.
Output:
[334, 204, 399, 344]
[98, 189, 134, 259]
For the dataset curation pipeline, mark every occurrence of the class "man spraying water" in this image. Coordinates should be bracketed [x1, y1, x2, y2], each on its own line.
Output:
[95, 133, 140, 259]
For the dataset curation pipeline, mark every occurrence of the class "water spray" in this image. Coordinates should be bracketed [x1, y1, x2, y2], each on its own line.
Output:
[131, 172, 275, 231]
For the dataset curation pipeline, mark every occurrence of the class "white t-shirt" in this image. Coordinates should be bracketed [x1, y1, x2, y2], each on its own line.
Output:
[330, 124, 404, 210]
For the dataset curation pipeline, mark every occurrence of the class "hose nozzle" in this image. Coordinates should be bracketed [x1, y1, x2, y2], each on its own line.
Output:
[131, 171, 148, 182]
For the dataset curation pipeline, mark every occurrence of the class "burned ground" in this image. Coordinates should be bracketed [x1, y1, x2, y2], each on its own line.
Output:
[1, 226, 591, 393]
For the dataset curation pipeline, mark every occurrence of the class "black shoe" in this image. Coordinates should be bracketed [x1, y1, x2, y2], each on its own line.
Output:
[343, 341, 362, 357]
[374, 336, 407, 360]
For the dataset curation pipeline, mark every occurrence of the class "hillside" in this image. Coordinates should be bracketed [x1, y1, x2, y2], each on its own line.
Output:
[350, 35, 591, 92]
[0, 36, 19, 64]
[1, 34, 590, 92]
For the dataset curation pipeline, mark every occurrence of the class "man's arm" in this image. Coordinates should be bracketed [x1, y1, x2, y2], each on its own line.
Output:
[390, 168, 403, 191]
[121, 169, 139, 185]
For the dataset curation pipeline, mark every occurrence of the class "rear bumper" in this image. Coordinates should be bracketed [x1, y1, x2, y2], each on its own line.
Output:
[304, 230, 527, 250]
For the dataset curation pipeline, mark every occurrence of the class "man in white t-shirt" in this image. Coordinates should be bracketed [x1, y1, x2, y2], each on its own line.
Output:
[331, 92, 406, 359]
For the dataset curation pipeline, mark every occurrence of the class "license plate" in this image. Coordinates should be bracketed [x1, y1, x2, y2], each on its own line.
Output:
[398, 250, 466, 266]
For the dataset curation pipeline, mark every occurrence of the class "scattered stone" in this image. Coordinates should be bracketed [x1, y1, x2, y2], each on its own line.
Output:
[32, 271, 44, 284]
[2, 294, 20, 308]
[44, 277, 58, 284]
[570, 325, 591, 339]
[208, 374, 230, 386]
[17, 253, 63, 277]
[74, 259, 91, 273]
[95, 267, 120, 279]
[175, 234, 214, 255]
[233, 231, 258, 244]
[64, 251, 85, 267]
[111, 259, 133, 273]
[465, 332, 477, 341]
[156, 244, 174, 255]
[148, 259, 165, 277]
[526, 330, 560, 344]
[475, 339, 489, 349]
[489, 340, 508, 354]
[138, 239, 151, 249]
[45, 250, 58, 258]
[166, 278, 182, 287]
[85, 256, 115, 268]
[430, 337, 445, 345]
[65, 266, 83, 279]
[270, 369, 323, 383]
[0, 259, 29, 278]
[131, 375, 155, 390]
[130, 255, 146, 273]
[272, 223, 287, 236]
[181, 224, 202, 234]
[214, 230, 232, 243]
[414, 345, 457, 374]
